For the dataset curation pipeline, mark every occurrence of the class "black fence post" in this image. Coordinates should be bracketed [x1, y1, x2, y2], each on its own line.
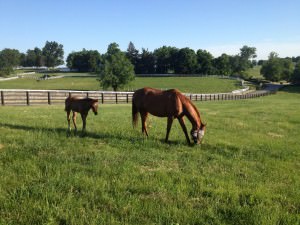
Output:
[126, 94, 129, 103]
[116, 93, 118, 104]
[48, 92, 51, 105]
[101, 93, 104, 104]
[26, 91, 30, 106]
[1, 91, 4, 105]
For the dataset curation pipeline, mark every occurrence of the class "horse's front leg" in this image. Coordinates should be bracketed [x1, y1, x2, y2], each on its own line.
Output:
[72, 111, 77, 133]
[178, 116, 191, 144]
[165, 116, 174, 142]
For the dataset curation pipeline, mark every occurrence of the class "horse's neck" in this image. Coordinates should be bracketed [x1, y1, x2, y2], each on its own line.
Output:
[183, 103, 200, 130]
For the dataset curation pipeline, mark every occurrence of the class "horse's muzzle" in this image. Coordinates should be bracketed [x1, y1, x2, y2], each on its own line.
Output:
[94, 112, 98, 115]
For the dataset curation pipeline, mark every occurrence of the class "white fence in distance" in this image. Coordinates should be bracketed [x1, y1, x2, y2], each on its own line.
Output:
[0, 89, 275, 106]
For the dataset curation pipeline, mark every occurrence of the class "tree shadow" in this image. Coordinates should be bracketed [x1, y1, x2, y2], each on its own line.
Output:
[279, 84, 300, 94]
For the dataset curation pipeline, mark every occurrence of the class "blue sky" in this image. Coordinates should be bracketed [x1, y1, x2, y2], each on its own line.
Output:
[0, 0, 299, 60]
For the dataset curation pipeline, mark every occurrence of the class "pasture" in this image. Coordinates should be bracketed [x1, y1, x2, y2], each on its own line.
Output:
[0, 76, 242, 93]
[0, 86, 299, 224]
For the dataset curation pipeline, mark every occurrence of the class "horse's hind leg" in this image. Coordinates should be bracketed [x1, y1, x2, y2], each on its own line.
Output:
[141, 112, 149, 137]
[165, 116, 174, 142]
[72, 111, 77, 133]
[81, 113, 87, 133]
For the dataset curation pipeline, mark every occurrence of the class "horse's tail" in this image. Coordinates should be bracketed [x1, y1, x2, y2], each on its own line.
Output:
[132, 100, 139, 128]
[65, 97, 70, 112]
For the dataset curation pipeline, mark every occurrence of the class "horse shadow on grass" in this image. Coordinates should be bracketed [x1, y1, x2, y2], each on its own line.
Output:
[0, 122, 197, 147]
[0, 122, 148, 144]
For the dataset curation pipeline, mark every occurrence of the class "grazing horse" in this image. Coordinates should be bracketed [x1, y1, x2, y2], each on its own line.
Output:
[65, 96, 99, 133]
[132, 87, 206, 144]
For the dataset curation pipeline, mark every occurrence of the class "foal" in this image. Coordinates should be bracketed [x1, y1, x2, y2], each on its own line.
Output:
[65, 96, 99, 133]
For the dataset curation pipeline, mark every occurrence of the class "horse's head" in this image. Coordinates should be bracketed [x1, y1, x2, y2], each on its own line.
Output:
[91, 99, 99, 115]
[191, 123, 206, 144]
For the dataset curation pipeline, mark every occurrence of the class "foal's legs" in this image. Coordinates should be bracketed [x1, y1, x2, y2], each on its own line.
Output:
[178, 116, 191, 144]
[165, 116, 174, 142]
[67, 110, 71, 131]
[141, 111, 149, 137]
[72, 111, 77, 132]
[80, 113, 87, 132]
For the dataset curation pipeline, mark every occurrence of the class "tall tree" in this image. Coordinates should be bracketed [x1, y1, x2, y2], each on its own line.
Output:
[196, 49, 214, 75]
[213, 54, 232, 75]
[233, 45, 257, 75]
[0, 48, 21, 75]
[174, 48, 197, 74]
[126, 41, 139, 73]
[154, 46, 178, 73]
[67, 49, 101, 72]
[291, 60, 300, 84]
[42, 41, 64, 67]
[260, 52, 291, 82]
[24, 47, 44, 67]
[99, 43, 135, 91]
[135, 48, 155, 74]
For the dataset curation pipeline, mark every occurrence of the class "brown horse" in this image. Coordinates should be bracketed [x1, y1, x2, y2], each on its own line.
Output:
[65, 96, 99, 133]
[132, 87, 206, 144]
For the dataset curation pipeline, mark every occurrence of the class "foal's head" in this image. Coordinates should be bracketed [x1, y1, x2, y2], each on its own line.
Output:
[190, 123, 206, 144]
[91, 99, 99, 115]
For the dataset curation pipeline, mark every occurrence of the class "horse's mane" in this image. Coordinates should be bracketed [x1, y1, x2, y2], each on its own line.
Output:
[177, 91, 200, 118]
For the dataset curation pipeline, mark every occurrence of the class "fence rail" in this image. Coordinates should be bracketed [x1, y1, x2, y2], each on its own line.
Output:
[0, 89, 275, 106]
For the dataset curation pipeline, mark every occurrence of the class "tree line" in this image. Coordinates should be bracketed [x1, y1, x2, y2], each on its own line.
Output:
[1, 40, 300, 85]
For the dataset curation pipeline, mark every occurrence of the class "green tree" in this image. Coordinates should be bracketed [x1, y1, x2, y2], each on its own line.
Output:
[291, 61, 300, 84]
[154, 46, 178, 73]
[126, 42, 139, 73]
[213, 54, 232, 75]
[281, 58, 294, 81]
[24, 47, 44, 67]
[99, 43, 135, 91]
[196, 49, 214, 75]
[0, 48, 21, 75]
[42, 41, 64, 67]
[260, 52, 288, 82]
[135, 48, 155, 74]
[67, 49, 101, 72]
[231, 45, 257, 75]
[174, 47, 197, 74]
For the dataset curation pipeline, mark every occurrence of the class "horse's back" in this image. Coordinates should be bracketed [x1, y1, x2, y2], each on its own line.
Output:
[133, 87, 183, 117]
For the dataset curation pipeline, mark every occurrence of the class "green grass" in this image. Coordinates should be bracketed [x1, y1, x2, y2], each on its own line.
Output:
[0, 76, 242, 93]
[244, 65, 263, 79]
[0, 86, 299, 224]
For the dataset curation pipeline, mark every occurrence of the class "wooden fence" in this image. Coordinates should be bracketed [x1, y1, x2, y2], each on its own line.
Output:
[0, 89, 276, 106]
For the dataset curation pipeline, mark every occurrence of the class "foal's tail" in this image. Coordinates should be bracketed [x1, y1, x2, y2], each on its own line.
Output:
[132, 101, 139, 128]
[64, 97, 70, 112]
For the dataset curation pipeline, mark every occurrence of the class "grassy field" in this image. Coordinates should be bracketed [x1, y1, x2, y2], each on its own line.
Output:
[0, 76, 242, 93]
[0, 86, 299, 224]
[244, 65, 263, 79]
